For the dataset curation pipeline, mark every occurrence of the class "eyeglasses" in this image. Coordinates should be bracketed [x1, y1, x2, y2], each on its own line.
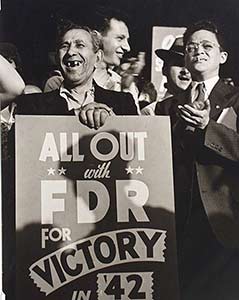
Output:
[185, 40, 221, 53]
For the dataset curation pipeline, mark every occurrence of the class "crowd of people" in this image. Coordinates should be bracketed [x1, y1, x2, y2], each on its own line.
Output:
[1, 10, 239, 300]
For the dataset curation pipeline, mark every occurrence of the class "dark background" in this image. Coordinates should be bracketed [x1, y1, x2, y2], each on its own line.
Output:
[1, 0, 239, 88]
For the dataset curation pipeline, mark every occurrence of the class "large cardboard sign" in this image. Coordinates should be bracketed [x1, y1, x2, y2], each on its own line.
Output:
[151, 26, 186, 99]
[16, 115, 179, 300]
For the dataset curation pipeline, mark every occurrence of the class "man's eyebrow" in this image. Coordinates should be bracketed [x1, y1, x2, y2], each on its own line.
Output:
[60, 40, 70, 45]
[59, 39, 86, 45]
[116, 33, 126, 37]
[75, 39, 86, 43]
[188, 39, 215, 43]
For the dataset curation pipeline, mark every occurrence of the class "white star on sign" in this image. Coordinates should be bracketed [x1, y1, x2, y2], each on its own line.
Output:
[135, 166, 144, 174]
[47, 167, 56, 175]
[125, 166, 134, 174]
[58, 167, 67, 175]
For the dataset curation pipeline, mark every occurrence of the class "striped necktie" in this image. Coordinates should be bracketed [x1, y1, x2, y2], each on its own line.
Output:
[191, 82, 206, 110]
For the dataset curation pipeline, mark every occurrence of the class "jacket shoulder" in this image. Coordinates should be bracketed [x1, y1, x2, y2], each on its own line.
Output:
[15, 90, 61, 114]
[155, 94, 182, 115]
[95, 84, 138, 115]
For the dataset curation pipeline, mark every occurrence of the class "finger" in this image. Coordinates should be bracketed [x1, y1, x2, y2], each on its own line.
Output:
[180, 115, 198, 125]
[93, 108, 101, 129]
[204, 99, 210, 110]
[86, 109, 95, 128]
[127, 57, 137, 62]
[178, 107, 193, 117]
[100, 110, 109, 126]
[180, 112, 202, 124]
[178, 106, 200, 118]
[138, 51, 146, 58]
[79, 108, 88, 125]
[82, 102, 110, 112]
[93, 103, 113, 114]
[181, 105, 205, 117]
[109, 109, 115, 116]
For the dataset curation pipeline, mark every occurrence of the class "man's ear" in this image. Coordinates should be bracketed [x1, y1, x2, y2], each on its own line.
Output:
[220, 51, 228, 65]
[95, 49, 104, 67]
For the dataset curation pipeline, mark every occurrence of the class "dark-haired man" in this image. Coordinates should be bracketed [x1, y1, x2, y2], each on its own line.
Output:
[2, 24, 137, 300]
[155, 20, 239, 299]
[44, 15, 144, 112]
[94, 15, 145, 112]
[7, 24, 137, 125]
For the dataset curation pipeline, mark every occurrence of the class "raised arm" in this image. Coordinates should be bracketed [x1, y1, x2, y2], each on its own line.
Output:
[0, 54, 25, 109]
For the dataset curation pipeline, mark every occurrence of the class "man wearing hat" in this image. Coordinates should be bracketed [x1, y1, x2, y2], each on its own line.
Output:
[155, 20, 239, 300]
[141, 36, 191, 115]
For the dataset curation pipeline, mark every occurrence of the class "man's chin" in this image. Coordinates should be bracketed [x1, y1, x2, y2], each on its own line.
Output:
[107, 56, 121, 68]
[179, 82, 191, 90]
[64, 77, 82, 88]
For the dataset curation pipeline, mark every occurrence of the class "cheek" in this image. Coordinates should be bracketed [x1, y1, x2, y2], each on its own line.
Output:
[58, 52, 64, 64]
[87, 55, 97, 69]
[103, 40, 115, 56]
[184, 56, 191, 68]
[169, 70, 178, 82]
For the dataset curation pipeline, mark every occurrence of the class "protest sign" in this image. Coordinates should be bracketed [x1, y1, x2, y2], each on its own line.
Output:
[15, 115, 179, 300]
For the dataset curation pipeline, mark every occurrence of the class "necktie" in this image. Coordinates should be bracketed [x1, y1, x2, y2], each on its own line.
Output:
[191, 82, 206, 110]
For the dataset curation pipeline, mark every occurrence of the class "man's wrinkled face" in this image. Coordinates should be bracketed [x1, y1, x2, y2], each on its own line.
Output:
[102, 18, 130, 67]
[184, 29, 228, 80]
[58, 29, 99, 88]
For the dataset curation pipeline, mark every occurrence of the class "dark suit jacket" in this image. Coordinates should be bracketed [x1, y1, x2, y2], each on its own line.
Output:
[14, 83, 138, 116]
[155, 79, 239, 248]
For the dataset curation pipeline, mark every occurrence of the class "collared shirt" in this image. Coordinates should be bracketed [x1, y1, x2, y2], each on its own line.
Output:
[94, 66, 121, 91]
[94, 67, 141, 114]
[102, 68, 122, 91]
[191, 75, 219, 102]
[203, 75, 220, 97]
[0, 82, 95, 129]
[59, 83, 95, 115]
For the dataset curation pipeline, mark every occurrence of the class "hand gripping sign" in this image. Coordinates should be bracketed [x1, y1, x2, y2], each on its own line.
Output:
[14, 116, 180, 300]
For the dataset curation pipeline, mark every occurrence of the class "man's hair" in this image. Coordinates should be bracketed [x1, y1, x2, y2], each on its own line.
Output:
[56, 20, 102, 53]
[183, 20, 226, 51]
[94, 8, 130, 36]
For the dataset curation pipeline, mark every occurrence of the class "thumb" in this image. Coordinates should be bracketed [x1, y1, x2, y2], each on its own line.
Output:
[204, 99, 210, 110]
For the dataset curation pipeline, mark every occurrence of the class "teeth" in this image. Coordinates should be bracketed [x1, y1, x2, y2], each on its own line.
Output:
[66, 61, 81, 67]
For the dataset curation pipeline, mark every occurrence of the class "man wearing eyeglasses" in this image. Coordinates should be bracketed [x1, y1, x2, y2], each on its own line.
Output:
[155, 20, 239, 300]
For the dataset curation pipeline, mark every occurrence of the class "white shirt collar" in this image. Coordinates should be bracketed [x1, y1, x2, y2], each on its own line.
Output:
[59, 83, 95, 112]
[203, 76, 220, 97]
[192, 76, 219, 99]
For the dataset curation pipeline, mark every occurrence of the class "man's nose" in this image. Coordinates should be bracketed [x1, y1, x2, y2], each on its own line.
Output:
[194, 44, 205, 55]
[122, 40, 130, 52]
[180, 67, 190, 75]
[67, 43, 77, 55]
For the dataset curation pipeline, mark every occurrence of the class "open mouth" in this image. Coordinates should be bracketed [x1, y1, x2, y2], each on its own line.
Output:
[179, 76, 191, 81]
[193, 57, 207, 63]
[116, 52, 124, 59]
[64, 59, 83, 68]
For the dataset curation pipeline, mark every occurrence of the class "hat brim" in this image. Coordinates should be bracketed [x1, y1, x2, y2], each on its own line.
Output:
[155, 49, 184, 63]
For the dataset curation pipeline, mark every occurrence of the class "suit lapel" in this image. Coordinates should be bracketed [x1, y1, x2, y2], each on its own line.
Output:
[48, 90, 75, 115]
[208, 79, 235, 121]
[169, 88, 191, 125]
[177, 87, 192, 106]
[94, 83, 110, 104]
[169, 80, 236, 125]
